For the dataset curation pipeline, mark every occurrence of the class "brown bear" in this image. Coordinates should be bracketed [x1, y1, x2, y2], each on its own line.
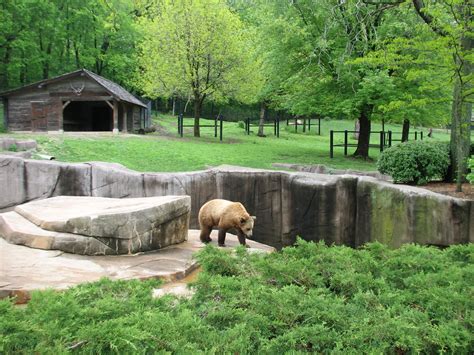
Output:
[198, 199, 256, 247]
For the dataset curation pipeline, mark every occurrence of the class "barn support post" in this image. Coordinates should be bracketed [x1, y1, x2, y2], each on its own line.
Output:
[122, 103, 128, 133]
[113, 101, 119, 134]
[59, 100, 71, 133]
[2, 98, 8, 130]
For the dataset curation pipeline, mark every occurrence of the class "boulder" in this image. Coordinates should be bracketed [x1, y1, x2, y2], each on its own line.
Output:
[7, 195, 190, 254]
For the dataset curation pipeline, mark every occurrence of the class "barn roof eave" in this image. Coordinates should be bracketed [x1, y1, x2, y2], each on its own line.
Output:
[0, 69, 147, 108]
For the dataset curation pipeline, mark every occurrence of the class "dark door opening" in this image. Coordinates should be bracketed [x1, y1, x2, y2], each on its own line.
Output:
[63, 101, 112, 131]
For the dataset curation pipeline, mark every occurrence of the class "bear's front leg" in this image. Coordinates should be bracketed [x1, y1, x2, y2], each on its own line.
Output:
[237, 230, 250, 248]
[218, 228, 228, 247]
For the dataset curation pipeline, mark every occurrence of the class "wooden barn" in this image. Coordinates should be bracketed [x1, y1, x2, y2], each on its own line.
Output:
[0, 69, 147, 133]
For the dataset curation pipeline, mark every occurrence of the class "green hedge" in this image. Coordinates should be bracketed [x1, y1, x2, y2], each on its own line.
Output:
[377, 141, 450, 185]
[468, 157, 474, 184]
[1, 241, 472, 353]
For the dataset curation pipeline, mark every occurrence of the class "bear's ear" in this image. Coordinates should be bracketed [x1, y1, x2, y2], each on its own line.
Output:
[251, 216, 256, 221]
[240, 217, 247, 224]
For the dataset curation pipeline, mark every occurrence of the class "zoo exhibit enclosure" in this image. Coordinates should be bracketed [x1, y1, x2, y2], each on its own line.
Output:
[330, 130, 424, 158]
[0, 155, 471, 250]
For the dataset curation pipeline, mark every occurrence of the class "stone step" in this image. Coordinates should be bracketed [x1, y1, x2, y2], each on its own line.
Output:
[6, 195, 191, 254]
[15, 195, 190, 239]
[0, 211, 115, 255]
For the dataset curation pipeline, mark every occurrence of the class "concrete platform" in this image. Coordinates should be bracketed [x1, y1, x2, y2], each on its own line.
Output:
[1, 196, 191, 255]
[0, 229, 274, 303]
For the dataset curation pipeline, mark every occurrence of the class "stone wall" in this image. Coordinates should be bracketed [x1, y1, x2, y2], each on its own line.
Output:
[0, 155, 472, 249]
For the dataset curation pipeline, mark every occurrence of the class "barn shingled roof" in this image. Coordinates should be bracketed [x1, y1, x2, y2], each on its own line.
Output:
[0, 69, 146, 108]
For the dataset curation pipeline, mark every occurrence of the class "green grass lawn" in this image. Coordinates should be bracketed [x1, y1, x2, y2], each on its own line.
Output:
[0, 113, 450, 172]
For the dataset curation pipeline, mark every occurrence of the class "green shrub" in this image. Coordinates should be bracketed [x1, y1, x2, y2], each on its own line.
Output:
[7, 144, 17, 152]
[377, 141, 450, 184]
[467, 157, 474, 184]
[236, 120, 245, 129]
[1, 242, 472, 353]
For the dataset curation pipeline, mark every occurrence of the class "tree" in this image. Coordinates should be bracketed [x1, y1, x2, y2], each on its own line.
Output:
[0, 0, 138, 91]
[136, 0, 261, 137]
[410, 0, 472, 191]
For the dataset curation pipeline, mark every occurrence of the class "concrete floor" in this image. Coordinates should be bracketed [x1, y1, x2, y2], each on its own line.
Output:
[0, 229, 274, 303]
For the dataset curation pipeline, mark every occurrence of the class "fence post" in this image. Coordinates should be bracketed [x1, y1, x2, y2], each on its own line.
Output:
[303, 118, 306, 133]
[420, 131, 423, 140]
[318, 117, 321, 135]
[220, 114, 223, 141]
[388, 131, 392, 147]
[277, 118, 280, 138]
[330, 130, 334, 158]
[295, 117, 298, 132]
[246, 118, 249, 135]
[214, 115, 218, 138]
[344, 130, 348, 155]
[415, 131, 418, 140]
[380, 131, 384, 152]
[178, 113, 183, 137]
[308, 118, 311, 131]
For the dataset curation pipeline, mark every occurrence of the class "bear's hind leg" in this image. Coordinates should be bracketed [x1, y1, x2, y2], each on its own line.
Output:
[218, 229, 227, 247]
[200, 225, 212, 243]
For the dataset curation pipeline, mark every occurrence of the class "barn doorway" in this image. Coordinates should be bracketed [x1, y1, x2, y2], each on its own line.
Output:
[63, 101, 112, 131]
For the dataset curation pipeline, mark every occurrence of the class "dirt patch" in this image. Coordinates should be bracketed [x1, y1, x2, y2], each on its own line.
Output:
[421, 182, 474, 200]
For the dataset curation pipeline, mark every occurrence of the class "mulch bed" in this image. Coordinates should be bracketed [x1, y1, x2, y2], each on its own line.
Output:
[421, 182, 474, 200]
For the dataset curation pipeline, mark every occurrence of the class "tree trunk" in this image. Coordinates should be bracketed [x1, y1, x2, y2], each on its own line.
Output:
[353, 104, 373, 158]
[258, 102, 266, 137]
[450, 29, 472, 192]
[401, 119, 410, 142]
[193, 97, 201, 137]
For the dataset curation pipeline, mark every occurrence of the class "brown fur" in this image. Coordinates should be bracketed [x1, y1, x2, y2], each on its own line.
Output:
[198, 199, 255, 247]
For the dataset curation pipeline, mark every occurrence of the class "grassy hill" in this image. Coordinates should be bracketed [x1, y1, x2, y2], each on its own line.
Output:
[0, 114, 450, 172]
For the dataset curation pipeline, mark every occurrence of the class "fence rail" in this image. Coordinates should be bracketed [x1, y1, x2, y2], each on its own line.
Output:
[244, 118, 280, 137]
[286, 117, 321, 135]
[329, 130, 424, 158]
[177, 114, 223, 141]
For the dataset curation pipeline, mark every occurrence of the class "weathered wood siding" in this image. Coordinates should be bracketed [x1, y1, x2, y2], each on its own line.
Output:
[5, 74, 142, 132]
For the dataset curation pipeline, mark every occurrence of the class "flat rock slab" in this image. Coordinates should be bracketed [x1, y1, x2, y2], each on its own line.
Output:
[0, 230, 274, 303]
[6, 196, 191, 254]
[15, 195, 189, 238]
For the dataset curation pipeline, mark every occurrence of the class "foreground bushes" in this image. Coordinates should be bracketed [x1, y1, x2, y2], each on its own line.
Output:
[1, 241, 473, 353]
[377, 141, 450, 184]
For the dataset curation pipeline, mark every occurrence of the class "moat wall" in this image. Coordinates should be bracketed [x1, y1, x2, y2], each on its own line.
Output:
[1, 155, 472, 249]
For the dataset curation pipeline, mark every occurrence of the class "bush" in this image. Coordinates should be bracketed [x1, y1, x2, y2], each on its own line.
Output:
[1, 241, 472, 353]
[467, 157, 474, 184]
[7, 144, 17, 152]
[236, 120, 245, 129]
[377, 141, 450, 185]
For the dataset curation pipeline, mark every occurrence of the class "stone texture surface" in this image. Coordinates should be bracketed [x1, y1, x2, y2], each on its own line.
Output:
[24, 160, 91, 201]
[90, 162, 145, 198]
[272, 163, 392, 181]
[0, 138, 37, 151]
[0, 211, 114, 255]
[2, 196, 191, 254]
[0, 156, 25, 208]
[0, 156, 472, 249]
[0, 230, 275, 302]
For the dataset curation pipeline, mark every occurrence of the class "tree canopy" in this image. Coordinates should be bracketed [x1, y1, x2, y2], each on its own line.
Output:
[0, 0, 471, 183]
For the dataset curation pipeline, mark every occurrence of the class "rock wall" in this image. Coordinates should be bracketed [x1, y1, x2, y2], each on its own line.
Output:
[0, 155, 472, 249]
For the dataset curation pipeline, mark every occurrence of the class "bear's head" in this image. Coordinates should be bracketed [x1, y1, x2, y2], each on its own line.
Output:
[239, 216, 256, 238]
